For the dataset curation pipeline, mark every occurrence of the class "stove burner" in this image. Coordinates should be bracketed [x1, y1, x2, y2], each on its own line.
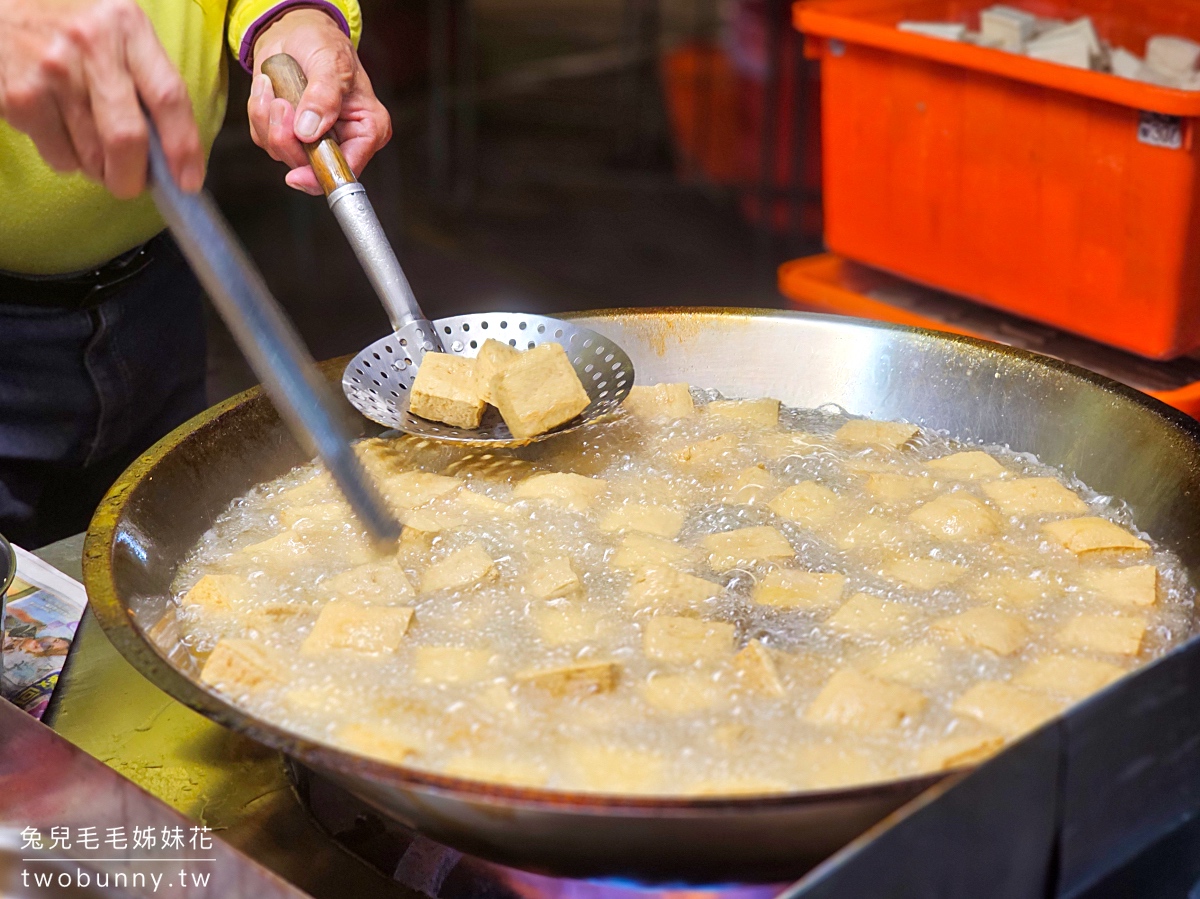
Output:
[288, 763, 791, 899]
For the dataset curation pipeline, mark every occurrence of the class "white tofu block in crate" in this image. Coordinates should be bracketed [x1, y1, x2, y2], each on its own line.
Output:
[1147, 35, 1200, 76]
[1110, 47, 1144, 80]
[1026, 18, 1100, 70]
[898, 21, 967, 41]
[980, 5, 1037, 52]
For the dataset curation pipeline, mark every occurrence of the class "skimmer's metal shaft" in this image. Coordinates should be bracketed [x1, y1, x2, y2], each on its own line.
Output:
[261, 53, 443, 350]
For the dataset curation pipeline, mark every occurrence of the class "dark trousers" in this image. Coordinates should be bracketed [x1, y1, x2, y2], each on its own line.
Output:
[0, 237, 208, 549]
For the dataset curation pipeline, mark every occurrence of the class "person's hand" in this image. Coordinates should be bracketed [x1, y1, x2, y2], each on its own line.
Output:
[249, 9, 391, 194]
[0, 0, 204, 198]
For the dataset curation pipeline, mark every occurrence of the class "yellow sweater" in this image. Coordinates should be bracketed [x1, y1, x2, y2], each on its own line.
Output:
[0, 0, 361, 275]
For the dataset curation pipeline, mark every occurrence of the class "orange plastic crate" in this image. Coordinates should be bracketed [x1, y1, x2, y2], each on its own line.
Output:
[795, 0, 1200, 360]
[661, 44, 747, 185]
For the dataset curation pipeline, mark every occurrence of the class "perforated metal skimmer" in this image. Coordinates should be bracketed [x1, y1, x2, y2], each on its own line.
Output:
[255, 55, 635, 448]
[344, 313, 635, 446]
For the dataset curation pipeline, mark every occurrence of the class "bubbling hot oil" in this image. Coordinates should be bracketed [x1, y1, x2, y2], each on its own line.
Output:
[174, 392, 1194, 796]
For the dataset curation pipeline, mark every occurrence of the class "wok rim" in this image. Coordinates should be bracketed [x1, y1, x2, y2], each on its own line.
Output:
[83, 306, 1200, 816]
[1, 532, 14, 598]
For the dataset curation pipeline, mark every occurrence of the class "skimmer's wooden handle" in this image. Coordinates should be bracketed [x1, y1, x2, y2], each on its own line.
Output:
[261, 53, 356, 196]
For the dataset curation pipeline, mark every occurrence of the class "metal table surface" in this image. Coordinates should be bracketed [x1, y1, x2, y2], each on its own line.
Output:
[38, 534, 415, 899]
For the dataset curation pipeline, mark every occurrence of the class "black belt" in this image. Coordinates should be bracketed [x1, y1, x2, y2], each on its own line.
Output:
[0, 233, 167, 311]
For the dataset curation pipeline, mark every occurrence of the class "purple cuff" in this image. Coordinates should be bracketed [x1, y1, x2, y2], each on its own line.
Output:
[238, 0, 351, 73]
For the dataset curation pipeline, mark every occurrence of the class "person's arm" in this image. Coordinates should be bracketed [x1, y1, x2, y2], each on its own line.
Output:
[0, 0, 205, 198]
[229, 0, 391, 194]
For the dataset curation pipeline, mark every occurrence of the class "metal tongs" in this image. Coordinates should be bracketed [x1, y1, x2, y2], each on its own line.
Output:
[146, 120, 401, 544]
[261, 54, 635, 448]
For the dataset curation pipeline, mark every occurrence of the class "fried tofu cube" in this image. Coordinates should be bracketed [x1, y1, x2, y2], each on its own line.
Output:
[354, 436, 399, 470]
[865, 644, 944, 688]
[756, 431, 824, 460]
[1077, 565, 1158, 608]
[767, 481, 841, 527]
[529, 601, 607, 645]
[474, 338, 521, 405]
[910, 494, 1001, 542]
[1057, 614, 1146, 656]
[441, 755, 549, 787]
[276, 472, 335, 506]
[725, 465, 778, 505]
[641, 671, 724, 713]
[834, 514, 906, 551]
[516, 660, 619, 697]
[599, 504, 685, 538]
[866, 473, 935, 503]
[933, 607, 1029, 656]
[398, 507, 447, 534]
[706, 398, 780, 428]
[840, 455, 893, 475]
[382, 470, 464, 509]
[712, 722, 752, 751]
[952, 682, 1063, 737]
[609, 475, 683, 506]
[412, 646, 495, 683]
[805, 668, 927, 731]
[753, 569, 846, 610]
[513, 472, 607, 511]
[442, 452, 536, 482]
[973, 574, 1057, 609]
[242, 530, 307, 559]
[623, 383, 695, 420]
[183, 574, 246, 614]
[926, 451, 1008, 479]
[1013, 654, 1127, 700]
[322, 560, 414, 602]
[982, 478, 1088, 517]
[337, 722, 420, 763]
[643, 615, 736, 662]
[247, 603, 312, 630]
[200, 638, 279, 694]
[437, 488, 514, 527]
[612, 532, 695, 570]
[397, 525, 436, 559]
[917, 734, 1005, 772]
[672, 433, 740, 467]
[408, 352, 486, 429]
[280, 502, 350, 529]
[526, 557, 581, 600]
[472, 682, 519, 716]
[881, 557, 964, 590]
[1042, 517, 1150, 557]
[794, 742, 894, 789]
[734, 640, 785, 697]
[492, 343, 590, 439]
[562, 743, 666, 794]
[827, 594, 914, 637]
[301, 602, 414, 655]
[625, 567, 722, 611]
[835, 419, 919, 449]
[419, 544, 497, 594]
[704, 526, 793, 571]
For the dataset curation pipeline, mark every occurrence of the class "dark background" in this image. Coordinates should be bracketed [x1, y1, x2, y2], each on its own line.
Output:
[203, 0, 822, 401]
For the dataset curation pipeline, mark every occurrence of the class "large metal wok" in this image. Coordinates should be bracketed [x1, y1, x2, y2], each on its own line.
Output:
[83, 309, 1200, 884]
